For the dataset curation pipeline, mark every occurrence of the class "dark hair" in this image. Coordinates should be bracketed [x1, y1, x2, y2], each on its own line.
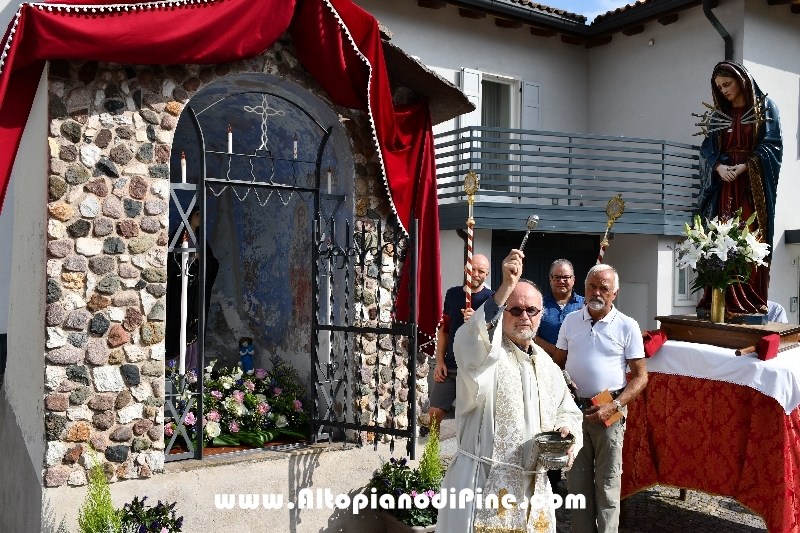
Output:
[549, 259, 574, 276]
[713, 67, 739, 79]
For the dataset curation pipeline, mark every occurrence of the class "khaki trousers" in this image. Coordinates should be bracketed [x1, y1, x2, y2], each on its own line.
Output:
[565, 406, 627, 533]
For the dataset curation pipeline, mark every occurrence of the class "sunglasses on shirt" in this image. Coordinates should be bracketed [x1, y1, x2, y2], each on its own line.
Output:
[505, 306, 541, 318]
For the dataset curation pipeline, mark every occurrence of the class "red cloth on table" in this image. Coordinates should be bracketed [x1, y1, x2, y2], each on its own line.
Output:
[0, 0, 441, 342]
[642, 330, 667, 358]
[622, 373, 800, 533]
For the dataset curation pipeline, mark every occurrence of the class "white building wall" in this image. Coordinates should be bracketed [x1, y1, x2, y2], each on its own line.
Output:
[743, 0, 800, 324]
[354, 0, 590, 135]
[586, 0, 745, 143]
[439, 228, 491, 293]
[0, 69, 48, 533]
[0, 1, 27, 336]
[602, 234, 659, 330]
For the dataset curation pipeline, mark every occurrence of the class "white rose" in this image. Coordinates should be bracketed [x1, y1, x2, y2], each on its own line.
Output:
[276, 415, 288, 428]
[205, 421, 221, 438]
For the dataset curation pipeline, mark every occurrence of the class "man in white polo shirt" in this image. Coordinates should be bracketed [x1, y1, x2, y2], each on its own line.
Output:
[553, 264, 648, 533]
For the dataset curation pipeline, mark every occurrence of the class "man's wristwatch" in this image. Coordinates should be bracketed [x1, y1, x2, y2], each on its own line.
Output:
[612, 399, 623, 412]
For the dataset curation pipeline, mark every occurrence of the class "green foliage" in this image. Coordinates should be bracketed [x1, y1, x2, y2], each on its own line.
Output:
[417, 419, 444, 489]
[366, 422, 446, 527]
[77, 460, 121, 533]
[120, 495, 184, 533]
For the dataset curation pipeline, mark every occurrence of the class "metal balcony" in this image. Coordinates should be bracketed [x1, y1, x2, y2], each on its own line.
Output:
[435, 126, 701, 236]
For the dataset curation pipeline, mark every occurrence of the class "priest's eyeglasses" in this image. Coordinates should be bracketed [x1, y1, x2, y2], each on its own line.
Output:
[505, 306, 541, 318]
[550, 275, 574, 281]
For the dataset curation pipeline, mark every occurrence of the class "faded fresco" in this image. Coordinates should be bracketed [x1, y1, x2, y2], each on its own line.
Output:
[170, 74, 354, 387]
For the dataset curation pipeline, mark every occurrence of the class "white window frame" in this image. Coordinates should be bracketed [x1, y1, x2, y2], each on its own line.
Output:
[673, 251, 700, 306]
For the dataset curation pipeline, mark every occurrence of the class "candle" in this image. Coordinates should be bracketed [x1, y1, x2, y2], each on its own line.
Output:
[180, 151, 186, 183]
[327, 167, 332, 195]
[179, 232, 189, 375]
[293, 134, 298, 160]
[227, 124, 233, 154]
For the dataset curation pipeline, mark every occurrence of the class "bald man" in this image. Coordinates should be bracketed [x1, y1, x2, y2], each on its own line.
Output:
[428, 254, 493, 432]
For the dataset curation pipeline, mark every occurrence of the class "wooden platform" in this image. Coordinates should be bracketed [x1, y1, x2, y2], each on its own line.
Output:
[655, 315, 800, 351]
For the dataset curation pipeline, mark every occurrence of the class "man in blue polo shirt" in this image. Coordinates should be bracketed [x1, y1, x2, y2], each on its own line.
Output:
[534, 258, 584, 491]
[428, 254, 493, 432]
[535, 259, 584, 357]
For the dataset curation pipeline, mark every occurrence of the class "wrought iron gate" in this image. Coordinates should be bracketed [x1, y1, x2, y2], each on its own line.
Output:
[165, 87, 334, 461]
[164, 83, 421, 462]
[311, 214, 419, 459]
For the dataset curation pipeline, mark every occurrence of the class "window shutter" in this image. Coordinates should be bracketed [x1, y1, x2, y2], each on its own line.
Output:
[459, 68, 482, 129]
[520, 81, 540, 130]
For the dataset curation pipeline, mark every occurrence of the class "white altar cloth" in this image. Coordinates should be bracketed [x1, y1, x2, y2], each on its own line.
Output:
[646, 340, 800, 414]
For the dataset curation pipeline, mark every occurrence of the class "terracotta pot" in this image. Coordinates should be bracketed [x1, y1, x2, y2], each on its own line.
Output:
[381, 510, 436, 533]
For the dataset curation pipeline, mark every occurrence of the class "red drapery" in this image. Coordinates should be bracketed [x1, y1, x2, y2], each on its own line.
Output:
[0, 0, 441, 341]
[623, 373, 800, 533]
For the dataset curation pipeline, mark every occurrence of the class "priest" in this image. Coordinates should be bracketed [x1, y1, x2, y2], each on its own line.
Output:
[437, 249, 583, 533]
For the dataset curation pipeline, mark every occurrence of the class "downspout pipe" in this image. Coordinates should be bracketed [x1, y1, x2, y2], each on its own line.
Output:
[702, 0, 733, 60]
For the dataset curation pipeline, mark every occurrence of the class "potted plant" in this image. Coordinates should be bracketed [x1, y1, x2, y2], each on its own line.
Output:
[675, 210, 770, 323]
[75, 453, 183, 533]
[366, 421, 444, 532]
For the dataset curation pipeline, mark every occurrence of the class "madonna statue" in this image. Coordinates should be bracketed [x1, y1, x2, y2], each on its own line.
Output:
[696, 61, 783, 315]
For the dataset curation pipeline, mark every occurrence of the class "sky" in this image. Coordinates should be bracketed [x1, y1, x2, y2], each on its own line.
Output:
[542, 0, 630, 22]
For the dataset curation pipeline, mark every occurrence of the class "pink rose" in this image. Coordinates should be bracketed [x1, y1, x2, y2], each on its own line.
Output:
[245, 380, 256, 391]
[258, 403, 270, 415]
[164, 424, 174, 437]
[273, 387, 282, 396]
[207, 410, 220, 422]
[161, 528, 169, 533]
[232, 390, 245, 403]
[293, 399, 303, 411]
[255, 368, 268, 380]
[211, 390, 223, 400]
[184, 412, 196, 426]
[411, 490, 418, 497]
[229, 421, 240, 433]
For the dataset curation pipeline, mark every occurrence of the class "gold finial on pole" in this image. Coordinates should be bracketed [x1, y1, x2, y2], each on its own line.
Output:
[597, 194, 625, 264]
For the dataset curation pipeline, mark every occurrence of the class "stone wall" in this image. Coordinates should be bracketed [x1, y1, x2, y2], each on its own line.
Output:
[42, 33, 428, 488]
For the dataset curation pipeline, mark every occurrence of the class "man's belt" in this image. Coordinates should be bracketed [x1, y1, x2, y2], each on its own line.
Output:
[575, 388, 624, 411]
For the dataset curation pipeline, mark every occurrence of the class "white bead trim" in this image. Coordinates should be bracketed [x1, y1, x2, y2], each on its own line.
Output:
[321, 0, 438, 349]
[0, 1, 220, 82]
[320, 0, 404, 238]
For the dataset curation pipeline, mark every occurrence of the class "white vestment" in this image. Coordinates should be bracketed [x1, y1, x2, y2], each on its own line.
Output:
[437, 302, 583, 533]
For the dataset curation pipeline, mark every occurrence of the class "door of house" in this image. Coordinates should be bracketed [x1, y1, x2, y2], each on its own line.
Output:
[490, 231, 600, 297]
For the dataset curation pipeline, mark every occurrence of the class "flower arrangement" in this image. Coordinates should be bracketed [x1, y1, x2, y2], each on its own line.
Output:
[119, 496, 183, 533]
[675, 210, 770, 292]
[165, 353, 309, 448]
[366, 422, 445, 527]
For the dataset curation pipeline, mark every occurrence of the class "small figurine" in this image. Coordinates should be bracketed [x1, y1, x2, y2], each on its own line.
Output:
[238, 337, 254, 374]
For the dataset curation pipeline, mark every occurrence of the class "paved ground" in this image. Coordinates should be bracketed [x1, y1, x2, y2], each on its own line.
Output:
[437, 412, 767, 533]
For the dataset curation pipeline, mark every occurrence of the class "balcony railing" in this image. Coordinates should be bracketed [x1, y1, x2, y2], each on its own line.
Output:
[434, 126, 701, 235]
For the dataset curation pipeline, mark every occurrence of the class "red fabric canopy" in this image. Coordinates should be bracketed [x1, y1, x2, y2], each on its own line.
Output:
[0, 0, 441, 343]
